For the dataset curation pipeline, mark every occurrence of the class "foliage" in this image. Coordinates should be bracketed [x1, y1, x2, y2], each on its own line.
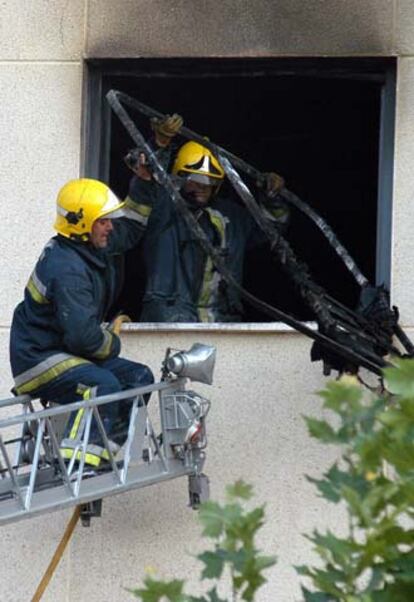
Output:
[130, 359, 414, 601]
[129, 480, 276, 602]
[298, 363, 414, 601]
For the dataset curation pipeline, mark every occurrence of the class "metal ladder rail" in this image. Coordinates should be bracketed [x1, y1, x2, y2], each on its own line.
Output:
[0, 394, 32, 409]
[0, 381, 173, 486]
[0, 381, 173, 503]
[0, 382, 166, 429]
[0, 378, 207, 526]
[0, 397, 39, 481]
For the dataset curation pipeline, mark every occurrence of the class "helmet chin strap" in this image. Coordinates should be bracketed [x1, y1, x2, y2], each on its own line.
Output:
[69, 232, 90, 243]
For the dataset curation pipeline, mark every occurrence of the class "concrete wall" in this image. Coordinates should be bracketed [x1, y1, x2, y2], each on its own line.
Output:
[0, 1, 413, 600]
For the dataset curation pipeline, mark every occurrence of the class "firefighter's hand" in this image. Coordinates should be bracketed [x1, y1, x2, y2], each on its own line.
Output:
[259, 172, 285, 198]
[124, 150, 152, 181]
[150, 113, 183, 147]
[109, 314, 131, 335]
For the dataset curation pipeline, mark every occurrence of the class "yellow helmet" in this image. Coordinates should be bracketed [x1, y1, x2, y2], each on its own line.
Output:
[172, 141, 224, 186]
[54, 179, 125, 240]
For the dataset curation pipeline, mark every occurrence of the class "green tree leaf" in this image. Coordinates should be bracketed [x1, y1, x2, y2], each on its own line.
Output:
[226, 480, 253, 501]
[304, 417, 338, 443]
[309, 530, 359, 566]
[319, 379, 363, 413]
[384, 359, 414, 398]
[129, 577, 186, 602]
[198, 550, 226, 580]
[205, 587, 228, 602]
[371, 579, 414, 601]
[198, 501, 227, 538]
[255, 554, 277, 571]
[300, 359, 414, 600]
[301, 585, 336, 600]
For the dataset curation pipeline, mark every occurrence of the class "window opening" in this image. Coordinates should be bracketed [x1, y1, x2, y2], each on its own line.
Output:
[84, 58, 395, 325]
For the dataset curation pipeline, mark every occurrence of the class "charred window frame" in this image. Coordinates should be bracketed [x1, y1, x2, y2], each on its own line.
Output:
[82, 58, 396, 329]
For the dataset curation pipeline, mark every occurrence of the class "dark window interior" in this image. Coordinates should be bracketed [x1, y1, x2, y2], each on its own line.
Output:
[85, 58, 395, 323]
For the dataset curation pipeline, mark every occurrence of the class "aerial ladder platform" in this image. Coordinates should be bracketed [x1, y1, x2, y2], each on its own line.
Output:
[0, 343, 215, 528]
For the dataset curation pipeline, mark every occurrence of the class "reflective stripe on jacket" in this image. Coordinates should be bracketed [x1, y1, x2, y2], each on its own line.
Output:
[10, 205, 150, 395]
[128, 176, 289, 323]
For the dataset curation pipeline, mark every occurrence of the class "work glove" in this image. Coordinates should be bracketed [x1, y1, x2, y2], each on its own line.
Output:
[150, 113, 183, 147]
[124, 149, 153, 181]
[262, 171, 285, 198]
[108, 314, 132, 336]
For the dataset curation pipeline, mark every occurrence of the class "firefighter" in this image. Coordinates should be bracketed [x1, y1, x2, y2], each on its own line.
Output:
[125, 115, 289, 322]
[9, 179, 154, 467]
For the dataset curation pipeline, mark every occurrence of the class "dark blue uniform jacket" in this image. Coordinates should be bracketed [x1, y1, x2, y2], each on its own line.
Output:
[10, 204, 149, 396]
[127, 176, 289, 323]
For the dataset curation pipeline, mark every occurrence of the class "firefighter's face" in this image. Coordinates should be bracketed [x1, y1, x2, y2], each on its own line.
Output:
[183, 179, 214, 206]
[90, 218, 113, 248]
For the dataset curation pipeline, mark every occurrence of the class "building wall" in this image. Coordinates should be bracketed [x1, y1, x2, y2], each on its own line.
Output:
[0, 2, 413, 600]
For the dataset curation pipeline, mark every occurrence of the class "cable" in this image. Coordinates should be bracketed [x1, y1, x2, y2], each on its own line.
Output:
[31, 506, 81, 602]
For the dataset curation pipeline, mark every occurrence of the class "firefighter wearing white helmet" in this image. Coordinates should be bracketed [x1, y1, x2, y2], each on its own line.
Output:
[10, 178, 154, 468]
[125, 115, 288, 323]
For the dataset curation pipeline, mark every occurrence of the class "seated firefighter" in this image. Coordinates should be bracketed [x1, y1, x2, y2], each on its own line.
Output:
[125, 115, 289, 323]
[9, 179, 154, 467]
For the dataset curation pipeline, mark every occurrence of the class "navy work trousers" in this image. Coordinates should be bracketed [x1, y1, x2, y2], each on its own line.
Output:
[37, 357, 154, 444]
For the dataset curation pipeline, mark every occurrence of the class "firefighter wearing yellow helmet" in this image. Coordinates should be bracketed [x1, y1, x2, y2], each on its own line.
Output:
[10, 178, 154, 468]
[172, 141, 225, 185]
[124, 113, 288, 323]
[54, 178, 127, 241]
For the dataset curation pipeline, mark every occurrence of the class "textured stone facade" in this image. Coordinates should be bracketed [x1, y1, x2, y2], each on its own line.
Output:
[0, 2, 413, 600]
